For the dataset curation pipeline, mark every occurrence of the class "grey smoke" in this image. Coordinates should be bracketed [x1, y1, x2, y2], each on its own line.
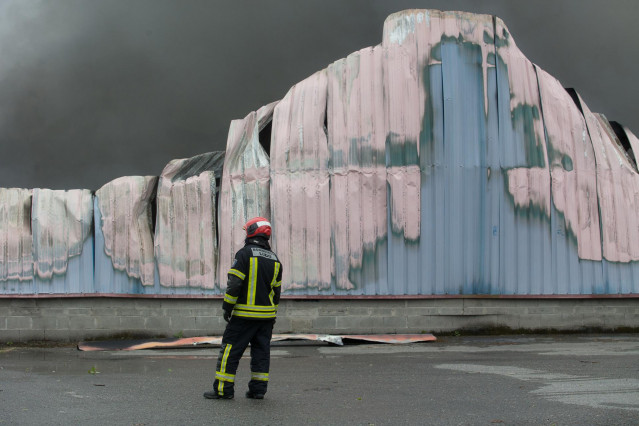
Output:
[0, 0, 637, 190]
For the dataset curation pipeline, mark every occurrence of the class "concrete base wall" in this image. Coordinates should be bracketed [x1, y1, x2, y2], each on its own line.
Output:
[1, 297, 638, 342]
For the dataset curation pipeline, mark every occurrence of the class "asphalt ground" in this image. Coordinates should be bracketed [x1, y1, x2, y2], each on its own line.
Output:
[1, 334, 638, 425]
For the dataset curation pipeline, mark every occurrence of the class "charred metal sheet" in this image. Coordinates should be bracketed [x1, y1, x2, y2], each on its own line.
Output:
[217, 102, 277, 289]
[32, 189, 94, 293]
[0, 189, 33, 289]
[95, 176, 158, 292]
[77, 333, 436, 351]
[155, 152, 224, 289]
[270, 70, 332, 291]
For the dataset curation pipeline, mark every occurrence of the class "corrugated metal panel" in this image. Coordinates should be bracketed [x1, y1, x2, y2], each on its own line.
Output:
[327, 45, 388, 295]
[270, 70, 332, 292]
[264, 9, 637, 296]
[94, 176, 157, 293]
[383, 11, 424, 296]
[430, 11, 496, 295]
[589, 112, 639, 262]
[0, 188, 33, 293]
[154, 152, 224, 291]
[535, 68, 604, 294]
[577, 100, 639, 294]
[32, 189, 94, 294]
[217, 102, 277, 289]
[380, 10, 500, 295]
[494, 17, 551, 295]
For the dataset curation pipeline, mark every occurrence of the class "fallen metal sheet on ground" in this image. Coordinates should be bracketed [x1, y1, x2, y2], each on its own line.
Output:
[338, 334, 437, 344]
[77, 333, 436, 351]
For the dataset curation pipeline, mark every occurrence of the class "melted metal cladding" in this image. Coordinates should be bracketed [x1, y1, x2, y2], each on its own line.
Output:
[581, 106, 639, 263]
[266, 9, 638, 295]
[32, 189, 93, 280]
[327, 46, 388, 292]
[154, 152, 224, 289]
[270, 70, 332, 291]
[535, 68, 601, 262]
[2, 9, 639, 297]
[496, 17, 551, 220]
[0, 188, 33, 282]
[217, 102, 277, 289]
[95, 176, 158, 287]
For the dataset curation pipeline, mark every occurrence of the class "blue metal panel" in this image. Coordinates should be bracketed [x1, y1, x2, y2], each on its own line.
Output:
[421, 62, 447, 295]
[440, 36, 490, 295]
[603, 260, 639, 294]
[34, 236, 94, 294]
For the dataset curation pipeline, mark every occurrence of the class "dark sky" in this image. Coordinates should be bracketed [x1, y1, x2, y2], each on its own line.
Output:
[1, 0, 637, 190]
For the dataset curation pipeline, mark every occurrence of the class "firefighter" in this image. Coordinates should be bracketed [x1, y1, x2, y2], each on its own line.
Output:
[204, 217, 282, 400]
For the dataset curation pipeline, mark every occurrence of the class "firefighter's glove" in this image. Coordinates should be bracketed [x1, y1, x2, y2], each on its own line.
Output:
[223, 310, 231, 323]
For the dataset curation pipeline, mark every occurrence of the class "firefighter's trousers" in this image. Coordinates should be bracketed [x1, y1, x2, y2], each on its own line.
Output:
[213, 317, 274, 397]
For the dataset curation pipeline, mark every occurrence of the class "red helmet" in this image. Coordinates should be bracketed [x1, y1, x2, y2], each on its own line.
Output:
[243, 217, 271, 239]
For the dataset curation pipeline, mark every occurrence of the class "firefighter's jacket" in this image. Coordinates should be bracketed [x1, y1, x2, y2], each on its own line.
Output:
[222, 237, 282, 320]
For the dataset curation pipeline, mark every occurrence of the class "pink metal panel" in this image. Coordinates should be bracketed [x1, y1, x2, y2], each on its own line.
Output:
[270, 70, 332, 290]
[493, 18, 553, 294]
[535, 67, 602, 261]
[0, 188, 33, 282]
[155, 154, 222, 288]
[495, 17, 551, 215]
[217, 102, 277, 288]
[31, 189, 93, 279]
[327, 46, 387, 290]
[580, 101, 639, 262]
[382, 11, 424, 242]
[96, 176, 158, 286]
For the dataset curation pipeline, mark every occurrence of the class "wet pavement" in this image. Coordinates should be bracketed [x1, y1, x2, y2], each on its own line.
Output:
[1, 334, 638, 425]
